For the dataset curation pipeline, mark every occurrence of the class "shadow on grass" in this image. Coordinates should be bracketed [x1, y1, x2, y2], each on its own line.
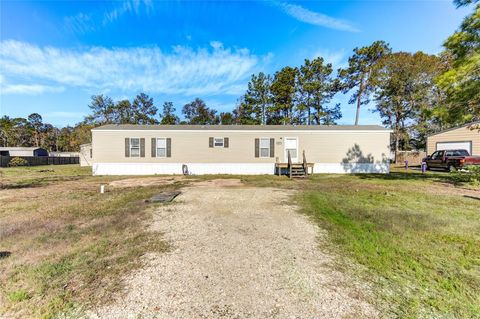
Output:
[355, 170, 465, 185]
[1, 176, 85, 190]
[0, 251, 12, 259]
[464, 195, 480, 201]
[1, 181, 44, 189]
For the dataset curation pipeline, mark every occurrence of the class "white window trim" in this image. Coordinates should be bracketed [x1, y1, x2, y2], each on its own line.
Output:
[214, 137, 224, 148]
[259, 137, 270, 158]
[156, 138, 167, 158]
[130, 138, 140, 158]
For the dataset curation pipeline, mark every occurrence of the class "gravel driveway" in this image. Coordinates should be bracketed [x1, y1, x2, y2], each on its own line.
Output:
[90, 179, 376, 318]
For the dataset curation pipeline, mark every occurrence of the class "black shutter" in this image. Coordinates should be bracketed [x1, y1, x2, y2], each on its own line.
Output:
[140, 138, 145, 157]
[224, 137, 229, 148]
[125, 138, 130, 157]
[270, 138, 275, 158]
[166, 138, 171, 157]
[255, 138, 259, 158]
[151, 138, 156, 157]
[209, 137, 214, 148]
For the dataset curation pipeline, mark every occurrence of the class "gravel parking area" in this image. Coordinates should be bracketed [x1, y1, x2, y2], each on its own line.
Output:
[90, 180, 376, 318]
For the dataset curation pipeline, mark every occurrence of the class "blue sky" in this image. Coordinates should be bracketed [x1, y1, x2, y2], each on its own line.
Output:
[0, 0, 471, 127]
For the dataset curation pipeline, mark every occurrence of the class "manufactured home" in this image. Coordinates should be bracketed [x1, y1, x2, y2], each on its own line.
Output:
[426, 121, 479, 156]
[91, 124, 392, 176]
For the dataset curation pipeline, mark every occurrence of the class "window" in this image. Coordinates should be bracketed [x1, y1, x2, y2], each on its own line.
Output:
[156, 138, 167, 157]
[214, 137, 224, 148]
[130, 138, 140, 157]
[434, 151, 444, 159]
[446, 149, 469, 157]
[260, 138, 270, 157]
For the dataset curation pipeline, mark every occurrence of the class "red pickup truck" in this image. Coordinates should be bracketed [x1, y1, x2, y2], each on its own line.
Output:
[424, 149, 480, 171]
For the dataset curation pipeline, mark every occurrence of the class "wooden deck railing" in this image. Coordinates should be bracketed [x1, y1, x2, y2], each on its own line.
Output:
[302, 150, 308, 178]
[288, 150, 292, 178]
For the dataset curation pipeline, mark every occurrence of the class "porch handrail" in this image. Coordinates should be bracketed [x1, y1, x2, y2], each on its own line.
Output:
[302, 150, 308, 177]
[288, 150, 292, 178]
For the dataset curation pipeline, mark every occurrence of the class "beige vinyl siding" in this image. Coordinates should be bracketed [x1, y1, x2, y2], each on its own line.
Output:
[427, 126, 480, 155]
[92, 130, 390, 164]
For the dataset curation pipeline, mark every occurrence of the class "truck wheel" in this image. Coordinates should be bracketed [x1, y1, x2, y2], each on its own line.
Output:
[447, 165, 457, 172]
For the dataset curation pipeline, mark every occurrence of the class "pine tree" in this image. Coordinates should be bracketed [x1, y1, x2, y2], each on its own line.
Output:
[338, 41, 391, 125]
[297, 57, 341, 125]
[160, 102, 179, 125]
[270, 66, 298, 124]
[244, 72, 272, 124]
[182, 98, 218, 124]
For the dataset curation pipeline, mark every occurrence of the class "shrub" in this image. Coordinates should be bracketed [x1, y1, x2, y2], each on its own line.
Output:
[451, 165, 480, 186]
[9, 157, 29, 167]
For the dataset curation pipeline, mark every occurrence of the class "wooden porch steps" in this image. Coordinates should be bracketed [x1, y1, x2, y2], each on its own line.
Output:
[275, 150, 313, 179]
[290, 164, 307, 178]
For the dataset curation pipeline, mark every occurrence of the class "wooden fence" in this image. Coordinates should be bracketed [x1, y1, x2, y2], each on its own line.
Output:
[0, 156, 80, 167]
[394, 151, 427, 165]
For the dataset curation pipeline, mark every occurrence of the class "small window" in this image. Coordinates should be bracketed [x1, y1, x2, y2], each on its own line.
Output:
[156, 138, 167, 157]
[89, 148, 92, 158]
[214, 137, 224, 148]
[456, 150, 469, 156]
[435, 151, 444, 159]
[260, 138, 270, 157]
[130, 138, 140, 157]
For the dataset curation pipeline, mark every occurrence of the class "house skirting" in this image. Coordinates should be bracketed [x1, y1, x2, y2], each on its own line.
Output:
[92, 162, 390, 176]
[313, 163, 390, 174]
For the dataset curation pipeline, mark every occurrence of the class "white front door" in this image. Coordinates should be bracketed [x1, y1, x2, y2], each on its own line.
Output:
[284, 137, 298, 162]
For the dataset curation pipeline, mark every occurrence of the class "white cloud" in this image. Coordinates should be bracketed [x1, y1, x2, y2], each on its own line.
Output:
[279, 2, 359, 32]
[0, 40, 264, 97]
[64, 13, 95, 34]
[103, 0, 153, 25]
[64, 0, 154, 34]
[0, 83, 64, 95]
[311, 49, 347, 70]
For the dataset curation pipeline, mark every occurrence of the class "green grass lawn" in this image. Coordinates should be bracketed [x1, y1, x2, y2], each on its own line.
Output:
[295, 170, 480, 319]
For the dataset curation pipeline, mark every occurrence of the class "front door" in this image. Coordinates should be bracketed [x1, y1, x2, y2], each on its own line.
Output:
[284, 137, 298, 162]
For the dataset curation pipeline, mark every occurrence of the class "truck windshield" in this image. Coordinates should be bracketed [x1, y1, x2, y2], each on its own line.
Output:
[445, 150, 470, 156]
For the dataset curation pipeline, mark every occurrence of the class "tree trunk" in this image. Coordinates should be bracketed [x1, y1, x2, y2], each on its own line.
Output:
[355, 97, 361, 126]
[355, 79, 364, 125]
[262, 104, 266, 125]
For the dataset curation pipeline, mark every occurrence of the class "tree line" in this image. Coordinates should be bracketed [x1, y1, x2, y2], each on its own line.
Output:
[0, 0, 477, 152]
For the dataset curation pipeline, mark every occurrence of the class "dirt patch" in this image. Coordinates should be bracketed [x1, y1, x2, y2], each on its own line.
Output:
[108, 176, 186, 188]
[193, 178, 244, 188]
[89, 182, 377, 318]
